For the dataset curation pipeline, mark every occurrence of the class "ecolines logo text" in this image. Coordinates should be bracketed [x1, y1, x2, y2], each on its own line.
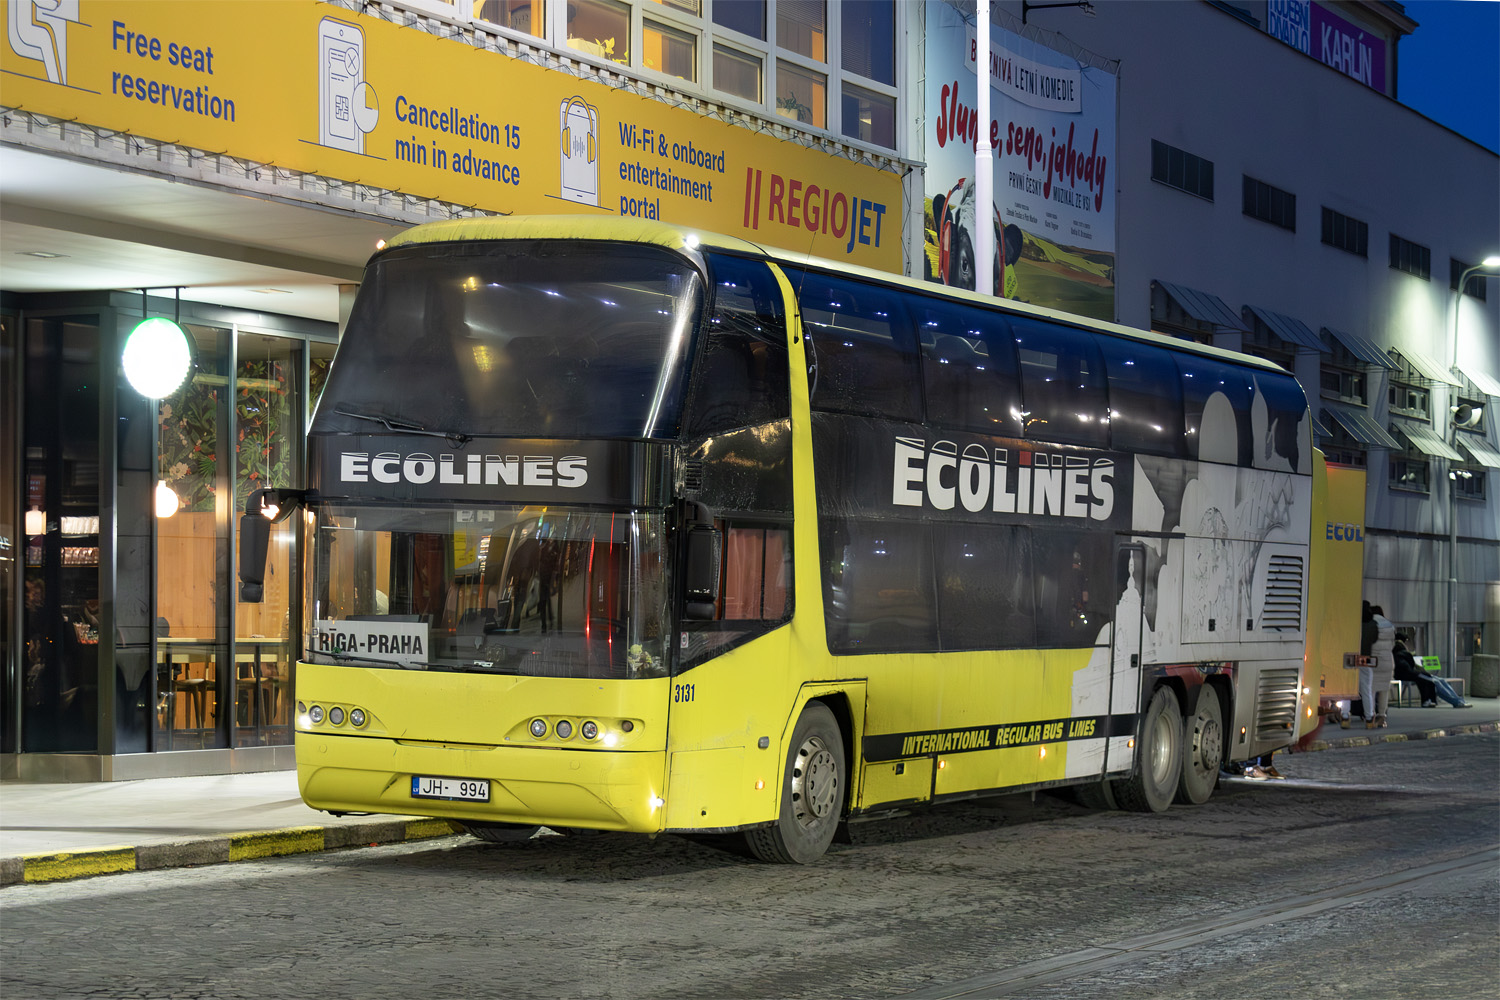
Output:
[893, 438, 1114, 519]
[1326, 522, 1363, 542]
[339, 452, 588, 488]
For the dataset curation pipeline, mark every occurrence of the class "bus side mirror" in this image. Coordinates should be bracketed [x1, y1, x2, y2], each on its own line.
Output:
[683, 523, 721, 621]
[237, 488, 308, 603]
[238, 512, 271, 603]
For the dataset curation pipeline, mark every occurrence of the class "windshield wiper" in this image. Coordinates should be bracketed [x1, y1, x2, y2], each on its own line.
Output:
[333, 406, 472, 447]
[322, 649, 438, 670]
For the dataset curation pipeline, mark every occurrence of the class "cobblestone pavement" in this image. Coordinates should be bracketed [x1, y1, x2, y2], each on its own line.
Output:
[2, 733, 1495, 1000]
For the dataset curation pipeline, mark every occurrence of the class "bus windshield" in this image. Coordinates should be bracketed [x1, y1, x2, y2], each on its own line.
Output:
[313, 240, 703, 440]
[305, 503, 669, 679]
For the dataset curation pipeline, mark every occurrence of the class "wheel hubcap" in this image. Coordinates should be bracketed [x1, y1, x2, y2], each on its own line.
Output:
[1197, 717, 1223, 773]
[1149, 710, 1174, 784]
[790, 735, 839, 828]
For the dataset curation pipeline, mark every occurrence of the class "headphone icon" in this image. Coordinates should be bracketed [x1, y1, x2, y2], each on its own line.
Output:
[561, 97, 597, 163]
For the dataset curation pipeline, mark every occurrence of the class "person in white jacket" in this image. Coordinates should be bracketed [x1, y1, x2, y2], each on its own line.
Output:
[1368, 605, 1397, 727]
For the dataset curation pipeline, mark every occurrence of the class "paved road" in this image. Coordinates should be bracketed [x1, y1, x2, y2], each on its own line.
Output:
[2, 734, 1496, 1000]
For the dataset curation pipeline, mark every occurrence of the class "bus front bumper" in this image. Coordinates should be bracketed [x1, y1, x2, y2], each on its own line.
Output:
[296, 733, 668, 833]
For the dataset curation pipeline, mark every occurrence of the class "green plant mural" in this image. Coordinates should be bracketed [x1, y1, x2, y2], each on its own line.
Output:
[158, 360, 295, 513]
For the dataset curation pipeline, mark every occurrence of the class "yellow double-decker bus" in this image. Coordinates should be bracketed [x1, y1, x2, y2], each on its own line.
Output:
[240, 216, 1322, 863]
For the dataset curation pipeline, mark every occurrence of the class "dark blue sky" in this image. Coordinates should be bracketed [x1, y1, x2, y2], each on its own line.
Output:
[1396, 1, 1500, 152]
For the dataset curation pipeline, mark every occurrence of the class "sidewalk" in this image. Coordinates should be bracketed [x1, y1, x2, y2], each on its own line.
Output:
[4, 699, 1497, 886]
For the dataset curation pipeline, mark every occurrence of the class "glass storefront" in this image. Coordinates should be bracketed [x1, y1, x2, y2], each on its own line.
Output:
[0, 292, 336, 769]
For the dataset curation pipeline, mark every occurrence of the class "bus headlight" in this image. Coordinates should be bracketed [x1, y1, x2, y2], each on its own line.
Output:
[556, 720, 573, 739]
[329, 706, 345, 726]
[581, 721, 598, 740]
[350, 708, 366, 728]
[530, 718, 548, 738]
[309, 705, 324, 724]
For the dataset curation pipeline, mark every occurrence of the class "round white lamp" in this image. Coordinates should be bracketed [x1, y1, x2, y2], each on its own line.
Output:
[122, 317, 193, 398]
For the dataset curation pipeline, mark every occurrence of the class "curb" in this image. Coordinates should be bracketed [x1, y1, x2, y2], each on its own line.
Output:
[0, 817, 462, 888]
[1295, 720, 1498, 754]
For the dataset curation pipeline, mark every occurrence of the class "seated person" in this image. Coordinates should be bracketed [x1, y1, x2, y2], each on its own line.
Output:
[1394, 637, 1469, 708]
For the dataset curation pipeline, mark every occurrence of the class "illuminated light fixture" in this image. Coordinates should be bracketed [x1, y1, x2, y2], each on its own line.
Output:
[754, 779, 765, 790]
[375, 238, 387, 250]
[937, 759, 947, 769]
[649, 795, 665, 809]
[154, 480, 180, 518]
[684, 233, 700, 249]
[25, 507, 45, 535]
[1127, 738, 1136, 749]
[123, 316, 193, 398]
[1038, 746, 1047, 759]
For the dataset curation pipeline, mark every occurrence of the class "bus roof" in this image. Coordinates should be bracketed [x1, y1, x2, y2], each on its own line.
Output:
[382, 215, 1291, 378]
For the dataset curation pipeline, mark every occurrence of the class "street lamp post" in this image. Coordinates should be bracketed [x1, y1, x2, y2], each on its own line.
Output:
[1446, 255, 1500, 679]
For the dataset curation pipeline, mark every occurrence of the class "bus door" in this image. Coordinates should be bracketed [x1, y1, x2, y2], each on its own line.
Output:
[1106, 542, 1149, 776]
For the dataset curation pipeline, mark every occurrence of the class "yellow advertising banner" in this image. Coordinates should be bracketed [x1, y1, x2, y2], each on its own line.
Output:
[1, 0, 901, 270]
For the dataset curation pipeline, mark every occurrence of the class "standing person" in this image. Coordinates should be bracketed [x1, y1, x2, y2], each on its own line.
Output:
[1394, 635, 1470, 708]
[1368, 605, 1397, 728]
[1345, 600, 1377, 728]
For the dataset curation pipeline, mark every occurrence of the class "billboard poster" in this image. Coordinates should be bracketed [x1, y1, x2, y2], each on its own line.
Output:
[1266, 1, 1386, 92]
[0, 0, 900, 271]
[923, 2, 1117, 321]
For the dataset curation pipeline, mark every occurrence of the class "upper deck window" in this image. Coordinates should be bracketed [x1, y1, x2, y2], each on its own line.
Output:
[317, 240, 703, 441]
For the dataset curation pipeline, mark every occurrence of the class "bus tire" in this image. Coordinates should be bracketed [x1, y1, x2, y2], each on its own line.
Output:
[745, 703, 845, 864]
[1115, 686, 1182, 813]
[1176, 686, 1224, 805]
[462, 822, 541, 843]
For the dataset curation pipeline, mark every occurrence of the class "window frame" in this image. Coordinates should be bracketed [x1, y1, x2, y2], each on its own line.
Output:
[1242, 175, 1297, 231]
[1389, 234, 1431, 280]
[1150, 139, 1214, 201]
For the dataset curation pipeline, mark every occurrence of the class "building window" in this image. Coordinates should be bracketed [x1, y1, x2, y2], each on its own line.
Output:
[713, 43, 761, 100]
[776, 60, 825, 127]
[1243, 175, 1296, 230]
[777, 0, 825, 61]
[841, 82, 894, 147]
[1320, 366, 1367, 405]
[1151, 140, 1214, 200]
[713, 0, 764, 38]
[473, 1, 544, 36]
[1387, 379, 1429, 419]
[840, 0, 894, 85]
[1453, 465, 1486, 500]
[1389, 234, 1430, 280]
[1452, 259, 1490, 301]
[1389, 452, 1430, 493]
[645, 17, 697, 80]
[1321, 207, 1368, 257]
[567, 0, 631, 64]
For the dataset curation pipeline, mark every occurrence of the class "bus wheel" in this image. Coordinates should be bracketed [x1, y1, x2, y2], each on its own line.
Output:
[1115, 686, 1182, 813]
[462, 822, 541, 843]
[1176, 686, 1224, 805]
[745, 703, 845, 864]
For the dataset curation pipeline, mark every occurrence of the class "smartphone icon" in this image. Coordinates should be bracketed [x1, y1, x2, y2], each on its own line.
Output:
[320, 17, 368, 152]
[560, 97, 599, 205]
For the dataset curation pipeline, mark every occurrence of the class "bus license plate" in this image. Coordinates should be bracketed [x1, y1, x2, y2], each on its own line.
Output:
[411, 775, 490, 802]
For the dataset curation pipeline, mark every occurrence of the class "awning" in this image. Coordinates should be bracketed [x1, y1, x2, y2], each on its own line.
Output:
[1390, 348, 1462, 387]
[1456, 435, 1500, 468]
[1322, 327, 1398, 369]
[1391, 420, 1463, 460]
[1322, 403, 1401, 449]
[1309, 410, 1333, 439]
[1153, 281, 1246, 331]
[1244, 305, 1328, 352]
[1459, 368, 1500, 398]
